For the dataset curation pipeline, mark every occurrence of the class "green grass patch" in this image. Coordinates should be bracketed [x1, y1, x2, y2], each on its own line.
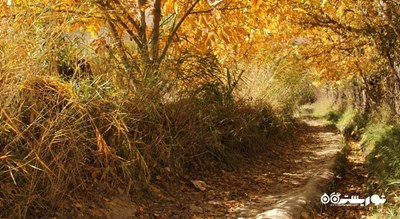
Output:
[366, 124, 400, 185]
[326, 105, 400, 218]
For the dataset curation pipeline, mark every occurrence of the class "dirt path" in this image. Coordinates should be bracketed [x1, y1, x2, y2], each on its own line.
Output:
[313, 140, 371, 218]
[95, 118, 345, 219]
[80, 119, 343, 219]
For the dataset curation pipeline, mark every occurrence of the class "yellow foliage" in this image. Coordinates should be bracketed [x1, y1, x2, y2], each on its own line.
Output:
[163, 0, 175, 14]
[251, 0, 262, 10]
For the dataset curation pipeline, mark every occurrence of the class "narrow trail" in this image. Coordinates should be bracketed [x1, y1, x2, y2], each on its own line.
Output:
[314, 140, 370, 218]
[93, 117, 353, 218]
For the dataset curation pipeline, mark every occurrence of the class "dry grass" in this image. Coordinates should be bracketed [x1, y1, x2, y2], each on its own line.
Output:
[0, 4, 299, 218]
[0, 71, 290, 217]
[0, 35, 295, 218]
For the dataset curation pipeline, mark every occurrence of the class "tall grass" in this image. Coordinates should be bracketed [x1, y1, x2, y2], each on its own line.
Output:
[0, 7, 297, 218]
[0, 67, 291, 218]
[240, 49, 317, 117]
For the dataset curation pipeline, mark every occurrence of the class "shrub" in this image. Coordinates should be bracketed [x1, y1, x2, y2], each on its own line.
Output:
[366, 125, 400, 185]
[0, 69, 289, 217]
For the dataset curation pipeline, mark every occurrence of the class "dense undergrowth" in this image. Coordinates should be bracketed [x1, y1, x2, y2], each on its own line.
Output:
[0, 75, 292, 217]
[310, 95, 400, 218]
[0, 53, 303, 217]
[0, 1, 321, 216]
[0, 25, 314, 219]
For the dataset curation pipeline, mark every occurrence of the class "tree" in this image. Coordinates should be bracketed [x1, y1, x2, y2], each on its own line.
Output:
[289, 0, 399, 114]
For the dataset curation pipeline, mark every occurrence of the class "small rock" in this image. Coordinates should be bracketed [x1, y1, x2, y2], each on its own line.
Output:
[191, 180, 207, 191]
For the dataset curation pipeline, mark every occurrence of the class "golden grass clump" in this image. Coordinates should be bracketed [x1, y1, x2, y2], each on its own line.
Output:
[0, 8, 294, 218]
[0, 75, 146, 217]
[0, 66, 291, 217]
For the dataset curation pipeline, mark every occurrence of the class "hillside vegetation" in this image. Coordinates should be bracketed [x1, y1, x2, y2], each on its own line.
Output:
[0, 0, 399, 217]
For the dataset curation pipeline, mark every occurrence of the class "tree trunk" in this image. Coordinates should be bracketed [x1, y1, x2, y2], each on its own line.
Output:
[360, 73, 371, 114]
[361, 87, 371, 114]
[150, 0, 161, 63]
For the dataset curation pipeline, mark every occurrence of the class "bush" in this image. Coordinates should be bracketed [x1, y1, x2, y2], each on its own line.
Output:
[0, 7, 293, 217]
[326, 110, 341, 123]
[0, 71, 289, 217]
[366, 125, 400, 185]
[360, 122, 391, 152]
[335, 108, 368, 139]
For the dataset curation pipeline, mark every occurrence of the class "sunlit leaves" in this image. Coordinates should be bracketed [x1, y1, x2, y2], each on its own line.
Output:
[4, 0, 393, 90]
[163, 0, 175, 15]
[250, 0, 262, 10]
[285, 0, 400, 85]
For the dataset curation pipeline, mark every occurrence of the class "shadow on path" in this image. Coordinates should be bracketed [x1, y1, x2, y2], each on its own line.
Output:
[119, 118, 345, 218]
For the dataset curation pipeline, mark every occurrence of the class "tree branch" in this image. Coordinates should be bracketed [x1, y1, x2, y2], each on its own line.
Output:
[190, 6, 250, 15]
[110, 0, 141, 33]
[159, 0, 201, 63]
[150, 0, 161, 61]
